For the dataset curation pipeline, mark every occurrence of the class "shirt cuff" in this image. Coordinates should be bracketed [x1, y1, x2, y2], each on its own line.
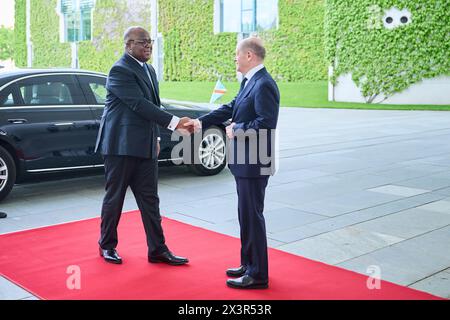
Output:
[167, 116, 180, 131]
[157, 137, 161, 141]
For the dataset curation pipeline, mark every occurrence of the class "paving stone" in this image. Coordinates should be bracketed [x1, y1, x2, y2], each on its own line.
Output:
[367, 185, 431, 197]
[352, 208, 450, 239]
[264, 207, 327, 233]
[417, 200, 450, 214]
[337, 226, 450, 286]
[0, 276, 34, 300]
[409, 268, 450, 299]
[277, 226, 403, 265]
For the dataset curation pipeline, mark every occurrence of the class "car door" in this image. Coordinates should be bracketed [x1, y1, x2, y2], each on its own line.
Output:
[0, 74, 98, 171]
[76, 74, 107, 165]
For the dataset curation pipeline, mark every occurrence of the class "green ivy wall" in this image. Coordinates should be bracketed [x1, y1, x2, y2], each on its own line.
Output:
[325, 0, 450, 101]
[13, 0, 26, 67]
[14, 0, 327, 81]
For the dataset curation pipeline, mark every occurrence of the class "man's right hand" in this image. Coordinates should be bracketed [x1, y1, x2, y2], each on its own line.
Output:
[175, 117, 193, 135]
[184, 118, 202, 133]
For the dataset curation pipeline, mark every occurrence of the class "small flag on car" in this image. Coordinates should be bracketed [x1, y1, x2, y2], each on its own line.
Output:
[209, 79, 227, 103]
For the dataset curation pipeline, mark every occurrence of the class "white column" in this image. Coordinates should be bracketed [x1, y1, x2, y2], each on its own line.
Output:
[328, 66, 334, 102]
[71, 42, 79, 69]
[26, 0, 33, 67]
[150, 0, 162, 81]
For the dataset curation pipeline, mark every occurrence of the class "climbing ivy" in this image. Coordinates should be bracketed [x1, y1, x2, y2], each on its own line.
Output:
[13, 0, 26, 67]
[325, 0, 450, 102]
[14, 0, 328, 82]
[159, 0, 327, 81]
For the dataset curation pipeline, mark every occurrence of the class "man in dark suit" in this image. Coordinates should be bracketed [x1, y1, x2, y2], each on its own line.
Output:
[95, 26, 190, 266]
[186, 37, 280, 289]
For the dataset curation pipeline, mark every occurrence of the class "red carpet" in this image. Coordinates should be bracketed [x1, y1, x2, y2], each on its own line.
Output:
[0, 210, 442, 300]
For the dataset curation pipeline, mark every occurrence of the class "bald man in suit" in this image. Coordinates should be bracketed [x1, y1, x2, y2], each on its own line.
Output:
[186, 37, 280, 289]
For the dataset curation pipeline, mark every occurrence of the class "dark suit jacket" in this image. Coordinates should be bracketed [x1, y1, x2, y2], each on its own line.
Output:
[199, 67, 280, 178]
[95, 53, 173, 159]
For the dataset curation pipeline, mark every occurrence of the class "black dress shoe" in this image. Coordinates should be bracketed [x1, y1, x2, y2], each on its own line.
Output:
[226, 265, 247, 277]
[227, 275, 268, 289]
[99, 248, 122, 264]
[148, 251, 189, 265]
[0, 212, 7, 219]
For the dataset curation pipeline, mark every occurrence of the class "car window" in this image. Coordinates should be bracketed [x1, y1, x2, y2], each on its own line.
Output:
[19, 82, 73, 105]
[88, 82, 107, 104]
[77, 75, 107, 105]
[0, 83, 22, 107]
[15, 75, 85, 106]
[0, 90, 15, 106]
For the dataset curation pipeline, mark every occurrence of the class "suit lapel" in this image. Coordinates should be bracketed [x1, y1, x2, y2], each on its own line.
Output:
[233, 68, 267, 118]
[122, 54, 161, 104]
[123, 54, 153, 93]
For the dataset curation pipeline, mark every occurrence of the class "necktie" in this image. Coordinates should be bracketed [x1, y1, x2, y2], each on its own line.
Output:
[239, 77, 248, 94]
[143, 64, 158, 102]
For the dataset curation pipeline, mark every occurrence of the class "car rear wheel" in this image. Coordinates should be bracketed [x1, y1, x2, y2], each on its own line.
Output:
[190, 126, 227, 176]
[0, 146, 16, 202]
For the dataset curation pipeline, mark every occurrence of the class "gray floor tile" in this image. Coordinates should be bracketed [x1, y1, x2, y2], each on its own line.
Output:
[353, 208, 450, 239]
[264, 207, 327, 233]
[433, 187, 450, 196]
[397, 172, 450, 191]
[409, 268, 450, 299]
[0, 276, 34, 300]
[278, 226, 403, 265]
[337, 226, 450, 286]
[367, 185, 431, 197]
[417, 200, 450, 214]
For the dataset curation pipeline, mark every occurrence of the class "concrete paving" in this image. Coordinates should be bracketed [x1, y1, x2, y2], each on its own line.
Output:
[1, 107, 450, 299]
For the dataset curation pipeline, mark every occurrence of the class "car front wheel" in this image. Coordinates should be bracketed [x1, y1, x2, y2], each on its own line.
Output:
[190, 126, 227, 176]
[0, 146, 16, 202]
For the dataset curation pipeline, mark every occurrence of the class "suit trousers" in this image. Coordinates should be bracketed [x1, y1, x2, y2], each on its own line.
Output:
[235, 176, 270, 281]
[99, 155, 168, 256]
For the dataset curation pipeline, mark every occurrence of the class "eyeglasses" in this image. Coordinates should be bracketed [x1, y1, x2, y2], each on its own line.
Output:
[129, 39, 154, 47]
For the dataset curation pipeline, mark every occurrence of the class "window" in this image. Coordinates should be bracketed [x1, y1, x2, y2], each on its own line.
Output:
[215, 0, 278, 33]
[256, 0, 278, 30]
[19, 82, 73, 105]
[0, 90, 15, 107]
[241, 0, 256, 33]
[88, 82, 106, 104]
[58, 0, 95, 42]
[15, 75, 84, 106]
[77, 75, 107, 105]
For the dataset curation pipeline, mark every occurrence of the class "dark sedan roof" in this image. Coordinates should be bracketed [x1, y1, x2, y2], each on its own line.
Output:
[0, 68, 106, 86]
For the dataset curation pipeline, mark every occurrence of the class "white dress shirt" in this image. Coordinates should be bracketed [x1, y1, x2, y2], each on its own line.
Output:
[242, 64, 264, 88]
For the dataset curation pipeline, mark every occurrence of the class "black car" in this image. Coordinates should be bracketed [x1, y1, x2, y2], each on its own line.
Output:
[0, 69, 227, 201]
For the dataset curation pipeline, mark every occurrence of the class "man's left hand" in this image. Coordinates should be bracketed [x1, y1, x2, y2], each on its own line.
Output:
[226, 122, 236, 139]
[157, 141, 160, 157]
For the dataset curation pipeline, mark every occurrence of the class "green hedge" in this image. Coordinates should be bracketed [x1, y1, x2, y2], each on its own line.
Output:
[159, 0, 327, 81]
[325, 0, 450, 102]
[13, 0, 26, 67]
[262, 0, 327, 81]
[79, 0, 152, 72]
[31, 0, 71, 68]
[14, 0, 328, 81]
[159, 0, 237, 81]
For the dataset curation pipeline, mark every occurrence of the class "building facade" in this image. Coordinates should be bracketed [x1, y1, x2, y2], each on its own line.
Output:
[14, 0, 327, 82]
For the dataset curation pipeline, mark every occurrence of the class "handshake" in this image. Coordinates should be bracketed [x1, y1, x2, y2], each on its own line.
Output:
[174, 117, 202, 135]
[175, 117, 237, 139]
